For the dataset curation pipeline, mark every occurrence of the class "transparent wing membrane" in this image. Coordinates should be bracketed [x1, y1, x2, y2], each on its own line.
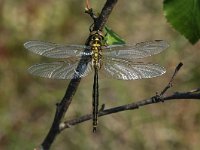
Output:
[24, 40, 91, 58]
[25, 38, 167, 132]
[25, 40, 168, 80]
[28, 61, 92, 79]
[100, 58, 166, 80]
[102, 40, 169, 60]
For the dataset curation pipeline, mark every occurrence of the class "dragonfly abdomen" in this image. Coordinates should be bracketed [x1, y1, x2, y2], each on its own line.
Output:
[90, 31, 104, 132]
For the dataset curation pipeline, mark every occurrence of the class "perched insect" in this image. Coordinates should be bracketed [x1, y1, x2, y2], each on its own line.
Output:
[24, 30, 169, 132]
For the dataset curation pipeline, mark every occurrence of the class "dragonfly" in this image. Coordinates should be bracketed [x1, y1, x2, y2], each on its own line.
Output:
[24, 30, 169, 132]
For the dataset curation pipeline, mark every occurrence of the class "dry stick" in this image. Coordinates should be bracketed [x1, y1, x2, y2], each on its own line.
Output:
[60, 91, 200, 131]
[86, 0, 90, 10]
[150, 62, 183, 103]
[93, 0, 118, 31]
[59, 62, 200, 131]
[39, 0, 118, 150]
[160, 62, 183, 96]
[85, 0, 118, 31]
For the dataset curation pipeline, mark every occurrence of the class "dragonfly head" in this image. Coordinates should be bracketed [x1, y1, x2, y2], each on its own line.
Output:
[90, 30, 104, 42]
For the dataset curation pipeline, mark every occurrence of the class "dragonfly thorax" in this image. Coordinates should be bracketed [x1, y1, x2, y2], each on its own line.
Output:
[90, 31, 103, 69]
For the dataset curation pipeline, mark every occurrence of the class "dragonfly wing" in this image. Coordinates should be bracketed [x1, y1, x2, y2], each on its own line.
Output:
[100, 58, 166, 80]
[24, 40, 91, 58]
[28, 60, 92, 79]
[102, 40, 169, 60]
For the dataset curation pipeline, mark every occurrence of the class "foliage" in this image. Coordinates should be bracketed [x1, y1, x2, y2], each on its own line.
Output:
[163, 0, 200, 44]
[104, 26, 126, 45]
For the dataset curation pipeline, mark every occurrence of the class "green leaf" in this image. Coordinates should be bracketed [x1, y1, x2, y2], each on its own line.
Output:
[164, 0, 200, 44]
[103, 26, 126, 45]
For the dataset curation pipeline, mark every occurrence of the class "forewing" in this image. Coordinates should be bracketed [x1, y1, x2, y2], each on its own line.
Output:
[28, 60, 92, 79]
[100, 58, 166, 80]
[102, 40, 169, 60]
[24, 40, 91, 58]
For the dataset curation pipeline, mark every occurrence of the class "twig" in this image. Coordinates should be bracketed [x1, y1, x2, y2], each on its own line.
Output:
[160, 62, 183, 96]
[150, 62, 183, 103]
[39, 1, 118, 150]
[58, 62, 200, 131]
[85, 8, 97, 21]
[85, 0, 90, 10]
[93, 0, 118, 31]
[59, 90, 200, 131]
[85, 0, 118, 32]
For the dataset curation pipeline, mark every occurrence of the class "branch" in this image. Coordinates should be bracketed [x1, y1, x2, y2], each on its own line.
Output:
[58, 63, 200, 131]
[93, 0, 118, 31]
[160, 62, 183, 96]
[85, 0, 118, 31]
[39, 1, 118, 150]
[59, 90, 200, 131]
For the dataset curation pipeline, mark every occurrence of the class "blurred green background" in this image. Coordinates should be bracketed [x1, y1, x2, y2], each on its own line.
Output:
[0, 0, 200, 150]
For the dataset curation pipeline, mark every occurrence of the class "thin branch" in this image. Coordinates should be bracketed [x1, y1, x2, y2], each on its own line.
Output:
[93, 0, 118, 31]
[59, 90, 200, 131]
[85, 0, 118, 32]
[41, 79, 81, 150]
[39, 1, 118, 150]
[58, 62, 200, 131]
[85, 0, 90, 10]
[160, 62, 183, 96]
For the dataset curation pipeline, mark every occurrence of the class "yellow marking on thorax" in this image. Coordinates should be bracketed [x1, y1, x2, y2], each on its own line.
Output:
[91, 36, 102, 69]
[89, 31, 104, 69]
[93, 43, 100, 47]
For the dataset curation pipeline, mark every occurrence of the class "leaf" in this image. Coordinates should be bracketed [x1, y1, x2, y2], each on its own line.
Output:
[164, 0, 200, 44]
[103, 26, 126, 45]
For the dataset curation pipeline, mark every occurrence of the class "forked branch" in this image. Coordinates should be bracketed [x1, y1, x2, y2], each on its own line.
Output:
[58, 63, 200, 131]
[39, 1, 118, 150]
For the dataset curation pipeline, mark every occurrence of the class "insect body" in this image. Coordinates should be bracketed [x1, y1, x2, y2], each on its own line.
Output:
[90, 31, 103, 69]
[90, 31, 104, 132]
[24, 31, 169, 132]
